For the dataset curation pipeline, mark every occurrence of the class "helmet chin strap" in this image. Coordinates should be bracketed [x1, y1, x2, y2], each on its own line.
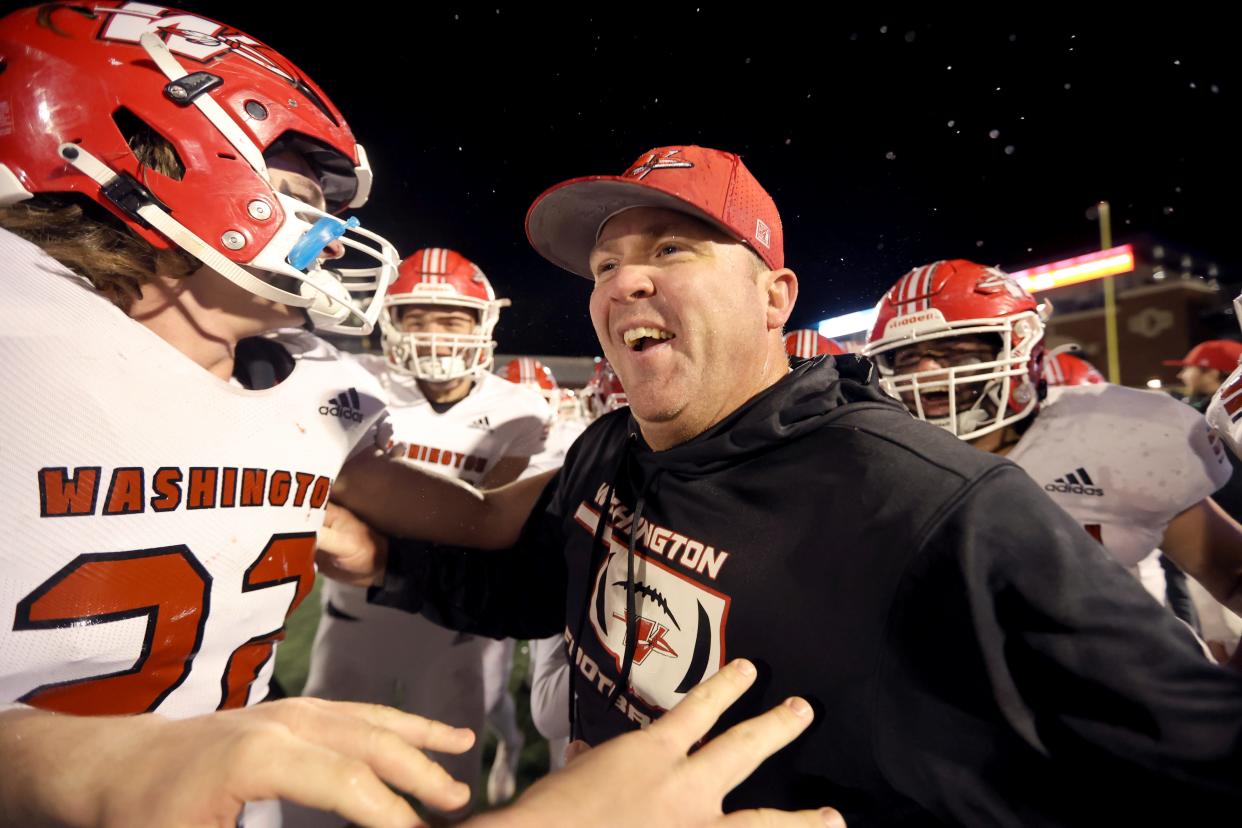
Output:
[301, 267, 354, 329]
[57, 143, 305, 308]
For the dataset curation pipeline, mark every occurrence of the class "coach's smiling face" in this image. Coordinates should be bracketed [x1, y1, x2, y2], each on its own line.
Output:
[588, 207, 797, 450]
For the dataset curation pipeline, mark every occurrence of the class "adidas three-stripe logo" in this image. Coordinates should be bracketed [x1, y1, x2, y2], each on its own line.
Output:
[469, 416, 492, 430]
[1044, 466, 1103, 497]
[320, 388, 364, 424]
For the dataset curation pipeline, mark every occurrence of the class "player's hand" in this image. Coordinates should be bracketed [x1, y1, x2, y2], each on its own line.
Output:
[472, 659, 844, 828]
[317, 501, 389, 587]
[0, 697, 474, 828]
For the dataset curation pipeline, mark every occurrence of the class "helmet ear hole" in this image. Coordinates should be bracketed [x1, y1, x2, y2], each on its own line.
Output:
[112, 107, 185, 181]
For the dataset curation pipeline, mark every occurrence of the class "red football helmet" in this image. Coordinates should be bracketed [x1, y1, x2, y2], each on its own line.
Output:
[1043, 346, 1105, 387]
[863, 260, 1047, 440]
[784, 329, 846, 359]
[380, 247, 509, 381]
[583, 358, 628, 419]
[0, 2, 398, 334]
[1208, 293, 1242, 457]
[505, 357, 558, 404]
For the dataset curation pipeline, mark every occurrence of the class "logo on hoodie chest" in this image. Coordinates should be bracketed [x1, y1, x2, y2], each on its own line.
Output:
[573, 496, 731, 712]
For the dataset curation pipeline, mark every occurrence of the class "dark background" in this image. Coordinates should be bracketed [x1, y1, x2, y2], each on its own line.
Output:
[64, 4, 1242, 353]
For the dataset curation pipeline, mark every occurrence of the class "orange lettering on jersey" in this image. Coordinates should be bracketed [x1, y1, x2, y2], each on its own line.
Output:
[39, 467, 101, 517]
[292, 472, 315, 507]
[104, 467, 145, 516]
[220, 467, 238, 508]
[268, 470, 291, 506]
[219, 533, 316, 709]
[150, 467, 182, 512]
[309, 475, 331, 509]
[402, 443, 488, 474]
[240, 468, 266, 507]
[187, 467, 217, 510]
[16, 546, 210, 715]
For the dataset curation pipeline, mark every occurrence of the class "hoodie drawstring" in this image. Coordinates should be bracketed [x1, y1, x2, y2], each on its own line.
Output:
[568, 441, 630, 742]
[605, 490, 648, 711]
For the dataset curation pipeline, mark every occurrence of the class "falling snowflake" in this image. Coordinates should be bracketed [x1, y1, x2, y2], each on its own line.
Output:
[885, 151, 897, 160]
[989, 129, 1000, 139]
[1004, 145, 1015, 155]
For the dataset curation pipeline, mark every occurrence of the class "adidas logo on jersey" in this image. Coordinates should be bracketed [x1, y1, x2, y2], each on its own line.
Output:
[1045, 467, 1103, 497]
[320, 388, 364, 423]
[469, 416, 492, 430]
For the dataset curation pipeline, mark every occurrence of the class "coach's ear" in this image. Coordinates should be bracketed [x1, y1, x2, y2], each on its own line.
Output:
[764, 268, 797, 331]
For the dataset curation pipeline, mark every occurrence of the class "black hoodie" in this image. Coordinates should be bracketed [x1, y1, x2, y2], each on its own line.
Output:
[373, 355, 1242, 826]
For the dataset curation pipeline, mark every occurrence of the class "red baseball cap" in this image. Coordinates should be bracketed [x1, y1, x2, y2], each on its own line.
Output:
[525, 145, 784, 279]
[1163, 340, 1242, 374]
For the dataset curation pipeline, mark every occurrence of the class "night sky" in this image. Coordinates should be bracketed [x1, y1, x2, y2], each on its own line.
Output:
[178, 6, 1239, 353]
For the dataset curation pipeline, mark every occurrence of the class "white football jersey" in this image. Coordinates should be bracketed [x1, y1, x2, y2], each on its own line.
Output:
[1007, 383, 1231, 567]
[528, 414, 589, 475]
[356, 354, 550, 485]
[325, 357, 550, 616]
[1207, 362, 1242, 459]
[0, 229, 386, 719]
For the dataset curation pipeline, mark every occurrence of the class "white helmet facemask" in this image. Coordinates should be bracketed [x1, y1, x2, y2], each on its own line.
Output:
[870, 312, 1043, 441]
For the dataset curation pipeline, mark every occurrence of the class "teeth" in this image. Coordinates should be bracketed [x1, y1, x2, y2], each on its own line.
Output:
[623, 327, 673, 350]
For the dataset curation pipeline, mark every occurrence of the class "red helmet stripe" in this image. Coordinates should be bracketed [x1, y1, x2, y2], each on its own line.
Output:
[901, 265, 922, 316]
[904, 265, 924, 317]
[1048, 355, 1064, 385]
